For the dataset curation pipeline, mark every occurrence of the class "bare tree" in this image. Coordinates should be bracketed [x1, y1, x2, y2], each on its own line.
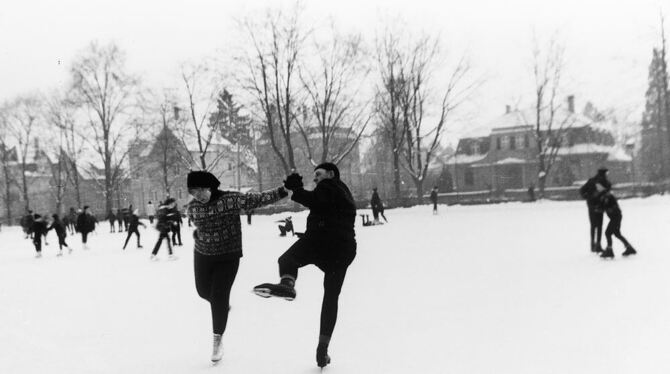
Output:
[522, 34, 575, 198]
[297, 25, 372, 166]
[0, 111, 17, 222]
[4, 95, 43, 211]
[374, 29, 409, 199]
[398, 35, 476, 203]
[69, 41, 143, 214]
[177, 61, 226, 171]
[43, 91, 73, 215]
[239, 5, 307, 174]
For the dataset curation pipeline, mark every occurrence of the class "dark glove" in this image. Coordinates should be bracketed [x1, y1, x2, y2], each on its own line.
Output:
[283, 173, 303, 191]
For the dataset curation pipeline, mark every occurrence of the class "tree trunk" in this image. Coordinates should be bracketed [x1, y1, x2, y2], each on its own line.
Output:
[392, 152, 401, 199]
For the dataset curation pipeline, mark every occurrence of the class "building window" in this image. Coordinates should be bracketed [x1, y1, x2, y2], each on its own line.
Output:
[153, 191, 158, 201]
[228, 163, 232, 171]
[516, 135, 524, 149]
[472, 142, 480, 154]
[496, 137, 501, 150]
[509, 136, 516, 150]
[524, 134, 530, 148]
[178, 189, 183, 199]
[501, 136, 510, 150]
[464, 169, 474, 186]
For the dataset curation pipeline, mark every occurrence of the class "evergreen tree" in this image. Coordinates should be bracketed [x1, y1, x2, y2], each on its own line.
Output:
[639, 48, 670, 182]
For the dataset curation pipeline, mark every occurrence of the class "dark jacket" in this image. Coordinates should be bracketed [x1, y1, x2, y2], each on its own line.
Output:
[187, 187, 287, 258]
[370, 191, 383, 211]
[580, 173, 611, 207]
[430, 190, 438, 204]
[49, 219, 67, 238]
[76, 212, 96, 234]
[128, 214, 145, 231]
[155, 206, 179, 233]
[601, 192, 622, 218]
[291, 178, 356, 241]
[31, 219, 48, 237]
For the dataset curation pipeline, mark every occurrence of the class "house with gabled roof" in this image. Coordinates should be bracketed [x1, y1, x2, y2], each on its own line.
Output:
[448, 98, 633, 193]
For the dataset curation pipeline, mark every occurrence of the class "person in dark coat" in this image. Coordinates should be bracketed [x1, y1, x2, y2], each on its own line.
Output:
[150, 199, 179, 260]
[253, 163, 357, 369]
[122, 209, 146, 250]
[20, 210, 34, 239]
[31, 214, 49, 258]
[170, 206, 183, 246]
[579, 168, 611, 253]
[76, 206, 96, 250]
[277, 216, 294, 236]
[246, 209, 254, 225]
[598, 188, 637, 259]
[430, 186, 439, 214]
[66, 207, 77, 235]
[186, 170, 288, 363]
[107, 209, 117, 233]
[370, 187, 387, 223]
[48, 214, 70, 255]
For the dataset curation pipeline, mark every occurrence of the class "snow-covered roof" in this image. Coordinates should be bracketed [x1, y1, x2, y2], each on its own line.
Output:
[606, 147, 633, 162]
[445, 153, 488, 164]
[494, 157, 527, 165]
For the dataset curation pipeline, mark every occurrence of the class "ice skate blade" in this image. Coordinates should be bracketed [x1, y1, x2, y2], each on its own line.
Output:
[252, 288, 295, 301]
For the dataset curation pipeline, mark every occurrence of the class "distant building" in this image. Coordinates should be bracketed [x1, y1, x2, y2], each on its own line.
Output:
[127, 127, 256, 216]
[449, 102, 632, 192]
[256, 129, 364, 199]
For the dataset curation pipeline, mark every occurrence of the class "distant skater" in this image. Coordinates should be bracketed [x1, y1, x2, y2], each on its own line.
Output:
[599, 187, 637, 259]
[579, 168, 611, 253]
[430, 186, 439, 214]
[150, 199, 179, 260]
[123, 209, 146, 250]
[146, 200, 156, 224]
[31, 214, 48, 258]
[76, 206, 96, 250]
[49, 214, 70, 256]
[370, 187, 387, 223]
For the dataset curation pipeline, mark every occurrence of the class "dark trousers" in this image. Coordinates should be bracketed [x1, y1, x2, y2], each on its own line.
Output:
[587, 203, 604, 248]
[605, 214, 632, 248]
[57, 234, 68, 250]
[123, 228, 141, 249]
[109, 221, 116, 232]
[433, 202, 438, 212]
[81, 231, 89, 244]
[151, 230, 173, 255]
[149, 216, 154, 224]
[278, 236, 356, 338]
[194, 253, 239, 335]
[33, 236, 42, 253]
[171, 226, 182, 245]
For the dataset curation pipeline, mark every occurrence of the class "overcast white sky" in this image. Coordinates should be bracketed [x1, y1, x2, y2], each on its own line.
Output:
[0, 0, 668, 140]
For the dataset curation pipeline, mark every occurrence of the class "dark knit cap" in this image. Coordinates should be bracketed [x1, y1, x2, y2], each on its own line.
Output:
[314, 162, 340, 179]
[187, 170, 220, 189]
[164, 197, 176, 205]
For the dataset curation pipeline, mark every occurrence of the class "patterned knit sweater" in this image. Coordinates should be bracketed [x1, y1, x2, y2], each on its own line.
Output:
[187, 187, 288, 258]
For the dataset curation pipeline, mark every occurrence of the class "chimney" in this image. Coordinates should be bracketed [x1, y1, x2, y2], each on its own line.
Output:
[567, 95, 575, 113]
[505, 105, 511, 114]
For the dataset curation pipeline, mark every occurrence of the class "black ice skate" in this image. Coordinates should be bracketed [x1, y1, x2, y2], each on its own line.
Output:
[622, 246, 637, 257]
[252, 283, 296, 301]
[316, 343, 331, 368]
[600, 247, 614, 259]
[591, 244, 604, 253]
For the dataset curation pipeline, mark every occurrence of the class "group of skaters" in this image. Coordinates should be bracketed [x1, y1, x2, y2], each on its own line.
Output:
[19, 198, 186, 260]
[580, 167, 637, 259]
[20, 206, 98, 258]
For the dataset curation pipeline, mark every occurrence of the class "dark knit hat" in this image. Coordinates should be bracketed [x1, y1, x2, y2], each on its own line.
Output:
[187, 170, 220, 189]
[597, 167, 608, 173]
[314, 162, 340, 179]
[164, 197, 176, 205]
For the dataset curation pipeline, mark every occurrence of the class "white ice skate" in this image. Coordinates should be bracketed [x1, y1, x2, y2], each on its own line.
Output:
[149, 254, 159, 261]
[35, 252, 42, 259]
[168, 254, 178, 261]
[211, 334, 223, 363]
[57, 250, 63, 257]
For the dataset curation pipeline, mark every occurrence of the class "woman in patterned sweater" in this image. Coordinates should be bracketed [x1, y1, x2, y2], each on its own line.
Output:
[186, 170, 288, 363]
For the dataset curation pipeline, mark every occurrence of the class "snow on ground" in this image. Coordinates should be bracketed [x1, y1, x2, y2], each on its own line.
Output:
[1, 196, 670, 374]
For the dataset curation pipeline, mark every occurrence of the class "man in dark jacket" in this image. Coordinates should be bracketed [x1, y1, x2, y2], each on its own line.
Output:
[254, 162, 357, 369]
[579, 168, 611, 253]
[31, 214, 48, 258]
[430, 186, 439, 214]
[76, 206, 96, 250]
[48, 214, 70, 256]
[370, 187, 387, 223]
[150, 199, 179, 260]
[123, 209, 146, 250]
